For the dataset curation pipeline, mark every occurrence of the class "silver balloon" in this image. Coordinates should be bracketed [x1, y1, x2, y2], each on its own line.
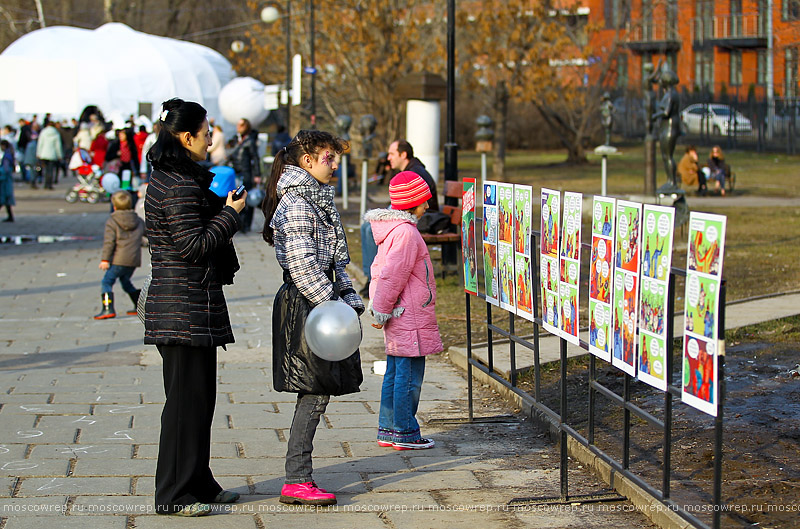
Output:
[304, 300, 362, 361]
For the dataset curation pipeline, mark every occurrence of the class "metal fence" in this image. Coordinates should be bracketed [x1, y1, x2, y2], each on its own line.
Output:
[613, 88, 799, 154]
[460, 222, 727, 529]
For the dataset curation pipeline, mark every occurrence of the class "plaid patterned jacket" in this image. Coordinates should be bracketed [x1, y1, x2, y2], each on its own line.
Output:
[271, 167, 364, 312]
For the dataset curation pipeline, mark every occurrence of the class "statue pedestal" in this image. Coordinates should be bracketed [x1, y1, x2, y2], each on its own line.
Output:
[656, 183, 689, 228]
[644, 137, 657, 196]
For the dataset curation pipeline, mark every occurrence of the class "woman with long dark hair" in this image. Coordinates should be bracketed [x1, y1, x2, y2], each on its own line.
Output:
[143, 98, 247, 517]
[262, 130, 364, 506]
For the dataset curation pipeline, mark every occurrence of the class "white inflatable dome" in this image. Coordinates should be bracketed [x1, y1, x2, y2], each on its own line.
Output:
[0, 23, 235, 124]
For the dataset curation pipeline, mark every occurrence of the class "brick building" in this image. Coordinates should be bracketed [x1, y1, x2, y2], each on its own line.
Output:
[589, 0, 800, 99]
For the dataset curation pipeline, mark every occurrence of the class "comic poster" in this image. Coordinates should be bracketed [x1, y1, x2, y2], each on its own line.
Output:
[498, 243, 515, 312]
[637, 205, 675, 391]
[682, 212, 727, 417]
[462, 178, 478, 295]
[558, 191, 582, 344]
[482, 181, 499, 306]
[497, 183, 516, 313]
[514, 185, 534, 321]
[588, 196, 615, 361]
[611, 200, 642, 377]
[540, 189, 561, 335]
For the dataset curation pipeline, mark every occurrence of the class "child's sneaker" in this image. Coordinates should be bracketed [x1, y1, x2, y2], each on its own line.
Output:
[377, 440, 394, 447]
[392, 438, 434, 450]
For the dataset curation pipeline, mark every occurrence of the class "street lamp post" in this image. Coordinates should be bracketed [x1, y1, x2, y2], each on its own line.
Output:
[261, 3, 292, 133]
[443, 0, 458, 200]
[309, 0, 316, 129]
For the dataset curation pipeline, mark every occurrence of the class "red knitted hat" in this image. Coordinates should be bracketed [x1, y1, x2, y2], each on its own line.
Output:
[389, 171, 432, 210]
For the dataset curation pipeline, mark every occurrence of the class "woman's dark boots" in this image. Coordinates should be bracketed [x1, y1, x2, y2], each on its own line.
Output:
[94, 293, 116, 320]
[126, 289, 141, 316]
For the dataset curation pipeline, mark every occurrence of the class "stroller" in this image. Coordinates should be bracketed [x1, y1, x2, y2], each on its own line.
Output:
[65, 148, 106, 204]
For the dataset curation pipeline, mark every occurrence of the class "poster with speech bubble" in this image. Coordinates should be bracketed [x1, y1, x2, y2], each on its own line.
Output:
[682, 212, 726, 416]
[558, 192, 582, 344]
[588, 196, 616, 362]
[482, 181, 499, 306]
[611, 200, 642, 377]
[540, 189, 561, 335]
[637, 204, 675, 391]
[514, 185, 534, 321]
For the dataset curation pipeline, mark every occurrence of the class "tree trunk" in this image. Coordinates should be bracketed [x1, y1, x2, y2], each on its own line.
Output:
[492, 81, 508, 180]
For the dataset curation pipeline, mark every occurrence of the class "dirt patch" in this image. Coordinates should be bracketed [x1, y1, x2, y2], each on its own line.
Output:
[517, 316, 800, 529]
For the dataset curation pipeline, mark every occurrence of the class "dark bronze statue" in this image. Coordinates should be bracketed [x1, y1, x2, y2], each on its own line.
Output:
[600, 92, 614, 146]
[652, 66, 681, 188]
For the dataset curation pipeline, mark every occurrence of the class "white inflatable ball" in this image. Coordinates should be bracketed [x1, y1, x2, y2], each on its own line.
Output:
[218, 77, 269, 127]
[304, 300, 362, 362]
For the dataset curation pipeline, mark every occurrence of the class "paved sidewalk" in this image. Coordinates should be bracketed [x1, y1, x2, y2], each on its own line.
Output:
[0, 182, 657, 528]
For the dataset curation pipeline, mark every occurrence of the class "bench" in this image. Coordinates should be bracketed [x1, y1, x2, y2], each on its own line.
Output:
[421, 180, 463, 277]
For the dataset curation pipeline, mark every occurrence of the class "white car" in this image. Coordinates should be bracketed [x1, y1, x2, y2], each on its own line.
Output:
[681, 104, 753, 135]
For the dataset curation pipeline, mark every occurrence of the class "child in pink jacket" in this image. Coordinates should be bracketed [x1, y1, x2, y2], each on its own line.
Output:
[363, 171, 443, 450]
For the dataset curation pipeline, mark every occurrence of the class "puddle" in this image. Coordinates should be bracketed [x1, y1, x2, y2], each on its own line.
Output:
[0, 235, 96, 245]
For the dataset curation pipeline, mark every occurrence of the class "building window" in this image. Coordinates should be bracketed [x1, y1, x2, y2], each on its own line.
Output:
[786, 48, 799, 98]
[616, 53, 629, 88]
[730, 50, 742, 85]
[667, 0, 678, 40]
[605, 0, 630, 28]
[784, 0, 800, 20]
[731, 0, 743, 37]
[695, 49, 715, 93]
[667, 52, 678, 74]
[757, 50, 767, 85]
[696, 0, 714, 40]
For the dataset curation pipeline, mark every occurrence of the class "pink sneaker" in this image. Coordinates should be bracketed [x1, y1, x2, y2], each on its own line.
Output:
[279, 481, 336, 506]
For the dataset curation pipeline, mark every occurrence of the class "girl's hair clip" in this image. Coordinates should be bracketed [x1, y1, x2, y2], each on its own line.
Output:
[159, 109, 169, 121]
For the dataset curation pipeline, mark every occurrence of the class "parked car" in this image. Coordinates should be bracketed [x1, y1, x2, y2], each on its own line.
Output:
[680, 104, 753, 135]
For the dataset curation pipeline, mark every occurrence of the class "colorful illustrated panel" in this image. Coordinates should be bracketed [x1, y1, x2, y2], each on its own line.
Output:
[682, 212, 725, 417]
[639, 276, 667, 336]
[589, 299, 612, 362]
[515, 254, 534, 321]
[687, 213, 726, 277]
[483, 242, 499, 306]
[641, 205, 675, 281]
[514, 185, 533, 257]
[684, 274, 720, 341]
[497, 183, 514, 245]
[561, 192, 583, 262]
[540, 254, 559, 335]
[540, 188, 561, 259]
[638, 331, 667, 391]
[592, 196, 616, 238]
[498, 242, 515, 312]
[483, 182, 498, 244]
[559, 282, 579, 345]
[462, 178, 478, 295]
[589, 238, 613, 304]
[682, 335, 717, 416]
[611, 269, 638, 377]
[615, 200, 642, 274]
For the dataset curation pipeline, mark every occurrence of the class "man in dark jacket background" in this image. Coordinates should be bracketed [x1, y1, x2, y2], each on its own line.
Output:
[228, 118, 261, 233]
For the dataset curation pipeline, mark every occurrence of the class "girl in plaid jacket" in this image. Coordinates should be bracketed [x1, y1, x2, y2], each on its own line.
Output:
[262, 130, 364, 506]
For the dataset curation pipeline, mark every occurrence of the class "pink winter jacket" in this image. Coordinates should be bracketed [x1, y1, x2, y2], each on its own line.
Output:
[364, 208, 443, 357]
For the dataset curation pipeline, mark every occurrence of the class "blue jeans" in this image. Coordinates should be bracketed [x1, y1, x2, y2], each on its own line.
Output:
[360, 221, 378, 280]
[378, 355, 426, 443]
[285, 393, 329, 484]
[101, 265, 137, 295]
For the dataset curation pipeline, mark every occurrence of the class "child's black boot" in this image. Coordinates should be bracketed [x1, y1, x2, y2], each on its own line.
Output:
[126, 289, 141, 316]
[94, 293, 116, 320]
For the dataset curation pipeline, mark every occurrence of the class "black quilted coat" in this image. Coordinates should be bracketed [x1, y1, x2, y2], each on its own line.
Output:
[143, 166, 241, 347]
